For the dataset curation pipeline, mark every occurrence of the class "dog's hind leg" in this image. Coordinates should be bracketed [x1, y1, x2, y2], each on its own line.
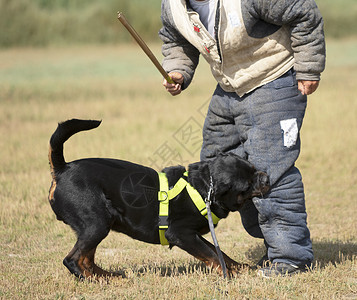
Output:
[63, 241, 87, 279]
[63, 225, 111, 279]
[82, 247, 116, 278]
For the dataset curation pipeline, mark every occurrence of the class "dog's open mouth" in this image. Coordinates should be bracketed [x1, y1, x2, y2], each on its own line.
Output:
[235, 171, 270, 207]
[252, 171, 270, 197]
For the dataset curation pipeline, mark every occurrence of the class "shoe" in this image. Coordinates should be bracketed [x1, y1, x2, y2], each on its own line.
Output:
[256, 254, 270, 268]
[257, 262, 309, 278]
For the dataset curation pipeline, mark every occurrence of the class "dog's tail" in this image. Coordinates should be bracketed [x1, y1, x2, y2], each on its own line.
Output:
[48, 119, 101, 175]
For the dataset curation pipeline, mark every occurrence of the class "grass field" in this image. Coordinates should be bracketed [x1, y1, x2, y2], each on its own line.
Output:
[0, 39, 356, 299]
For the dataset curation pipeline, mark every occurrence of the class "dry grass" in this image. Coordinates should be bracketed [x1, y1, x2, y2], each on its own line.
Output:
[0, 40, 356, 299]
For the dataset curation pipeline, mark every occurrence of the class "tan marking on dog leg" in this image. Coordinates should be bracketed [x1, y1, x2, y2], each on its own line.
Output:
[203, 258, 224, 274]
[48, 145, 57, 204]
[48, 145, 56, 180]
[77, 254, 93, 278]
[48, 180, 56, 204]
[82, 248, 120, 278]
[199, 236, 248, 276]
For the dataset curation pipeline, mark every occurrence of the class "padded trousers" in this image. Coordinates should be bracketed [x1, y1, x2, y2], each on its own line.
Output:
[200, 69, 313, 266]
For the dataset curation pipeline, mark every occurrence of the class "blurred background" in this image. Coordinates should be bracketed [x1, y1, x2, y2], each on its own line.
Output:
[0, 0, 162, 47]
[0, 0, 356, 48]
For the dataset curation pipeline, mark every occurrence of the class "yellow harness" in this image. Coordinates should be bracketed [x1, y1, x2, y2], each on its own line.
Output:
[157, 171, 220, 245]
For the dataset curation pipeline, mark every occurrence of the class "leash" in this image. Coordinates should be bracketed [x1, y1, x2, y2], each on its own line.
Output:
[158, 171, 228, 278]
[205, 175, 228, 279]
[158, 172, 220, 245]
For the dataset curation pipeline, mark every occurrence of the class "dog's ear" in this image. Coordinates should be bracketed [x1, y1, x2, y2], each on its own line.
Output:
[211, 153, 255, 195]
[162, 165, 186, 187]
[210, 155, 232, 195]
[187, 161, 210, 197]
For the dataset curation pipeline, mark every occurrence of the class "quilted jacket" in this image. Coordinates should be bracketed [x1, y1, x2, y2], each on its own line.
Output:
[159, 0, 326, 96]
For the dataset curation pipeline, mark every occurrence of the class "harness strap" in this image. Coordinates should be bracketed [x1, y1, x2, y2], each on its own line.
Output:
[158, 173, 170, 245]
[158, 172, 220, 245]
[183, 171, 220, 225]
[186, 183, 220, 225]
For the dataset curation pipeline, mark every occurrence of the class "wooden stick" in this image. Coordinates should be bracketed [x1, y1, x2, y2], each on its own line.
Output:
[118, 12, 175, 84]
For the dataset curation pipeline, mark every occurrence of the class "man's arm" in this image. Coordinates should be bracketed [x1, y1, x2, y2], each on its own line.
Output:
[159, 0, 200, 94]
[248, 0, 326, 92]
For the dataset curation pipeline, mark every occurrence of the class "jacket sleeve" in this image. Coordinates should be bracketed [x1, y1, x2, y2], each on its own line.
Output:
[250, 0, 326, 81]
[159, 0, 200, 89]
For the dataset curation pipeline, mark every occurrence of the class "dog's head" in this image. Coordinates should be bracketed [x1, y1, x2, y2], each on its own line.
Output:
[188, 153, 270, 212]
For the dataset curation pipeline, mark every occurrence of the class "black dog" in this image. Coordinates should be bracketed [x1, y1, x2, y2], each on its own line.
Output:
[48, 119, 269, 279]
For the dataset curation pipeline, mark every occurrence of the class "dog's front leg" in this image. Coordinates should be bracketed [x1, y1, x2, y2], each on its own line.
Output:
[166, 229, 228, 277]
[197, 235, 248, 276]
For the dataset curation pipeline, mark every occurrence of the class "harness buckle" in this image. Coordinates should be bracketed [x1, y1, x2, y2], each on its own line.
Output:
[158, 191, 168, 201]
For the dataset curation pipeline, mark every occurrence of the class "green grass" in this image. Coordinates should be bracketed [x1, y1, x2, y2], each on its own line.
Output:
[0, 39, 356, 299]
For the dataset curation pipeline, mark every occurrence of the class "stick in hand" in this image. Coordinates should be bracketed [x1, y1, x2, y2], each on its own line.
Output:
[117, 12, 175, 84]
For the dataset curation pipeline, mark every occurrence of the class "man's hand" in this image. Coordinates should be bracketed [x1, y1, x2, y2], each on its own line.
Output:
[163, 72, 184, 96]
[298, 80, 320, 95]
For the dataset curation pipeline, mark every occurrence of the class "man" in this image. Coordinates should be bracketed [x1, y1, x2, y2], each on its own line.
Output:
[159, 0, 325, 277]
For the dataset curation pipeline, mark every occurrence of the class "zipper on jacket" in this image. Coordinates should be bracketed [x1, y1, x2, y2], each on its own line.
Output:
[186, 0, 222, 62]
[214, 0, 222, 64]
